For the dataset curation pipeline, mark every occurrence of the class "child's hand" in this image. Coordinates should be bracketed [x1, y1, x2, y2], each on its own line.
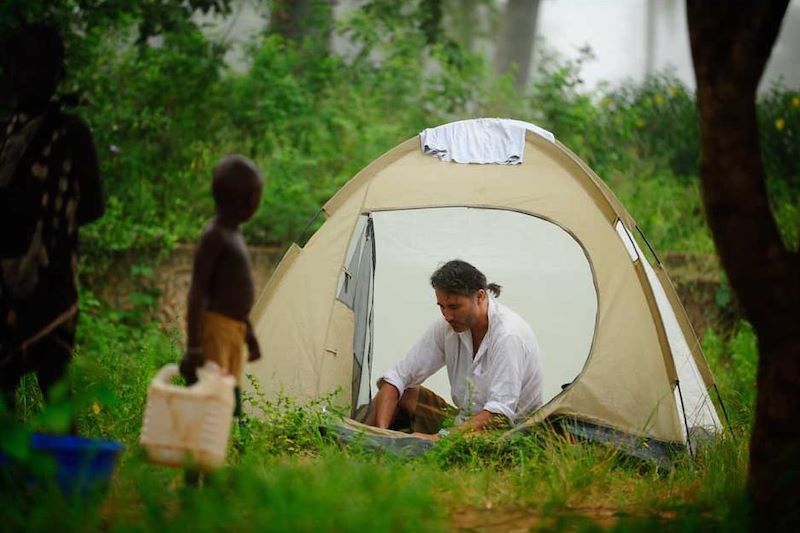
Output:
[247, 338, 261, 362]
[179, 350, 202, 385]
[245, 322, 261, 362]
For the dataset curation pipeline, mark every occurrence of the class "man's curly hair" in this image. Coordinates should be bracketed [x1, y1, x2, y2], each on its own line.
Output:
[430, 259, 501, 298]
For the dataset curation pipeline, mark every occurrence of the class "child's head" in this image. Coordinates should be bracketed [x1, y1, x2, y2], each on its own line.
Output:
[212, 155, 263, 223]
[2, 22, 65, 113]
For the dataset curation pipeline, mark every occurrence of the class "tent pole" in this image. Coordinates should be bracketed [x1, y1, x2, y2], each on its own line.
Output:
[366, 216, 376, 406]
[292, 206, 325, 248]
[636, 226, 662, 265]
[713, 383, 737, 443]
[675, 379, 695, 460]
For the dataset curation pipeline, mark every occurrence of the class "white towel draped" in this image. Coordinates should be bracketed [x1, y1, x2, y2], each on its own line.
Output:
[419, 118, 555, 165]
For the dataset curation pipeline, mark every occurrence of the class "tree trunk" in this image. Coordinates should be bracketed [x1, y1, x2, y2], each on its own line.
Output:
[270, 0, 333, 52]
[419, 0, 443, 45]
[494, 0, 541, 88]
[687, 0, 800, 530]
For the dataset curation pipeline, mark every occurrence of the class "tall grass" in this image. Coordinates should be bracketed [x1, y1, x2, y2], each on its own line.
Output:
[3, 295, 756, 530]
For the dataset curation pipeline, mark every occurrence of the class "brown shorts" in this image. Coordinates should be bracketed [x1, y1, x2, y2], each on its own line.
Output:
[355, 386, 457, 435]
[201, 311, 246, 384]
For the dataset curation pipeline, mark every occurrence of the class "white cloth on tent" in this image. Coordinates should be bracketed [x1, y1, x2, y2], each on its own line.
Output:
[380, 298, 544, 424]
[419, 118, 555, 165]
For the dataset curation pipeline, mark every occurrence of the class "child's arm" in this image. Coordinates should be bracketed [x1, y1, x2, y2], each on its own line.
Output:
[245, 319, 261, 362]
[180, 227, 223, 383]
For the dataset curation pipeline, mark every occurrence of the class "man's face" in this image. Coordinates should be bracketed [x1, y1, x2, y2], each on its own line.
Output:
[435, 289, 484, 333]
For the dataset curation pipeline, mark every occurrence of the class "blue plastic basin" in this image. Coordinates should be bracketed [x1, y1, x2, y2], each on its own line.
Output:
[1, 434, 125, 495]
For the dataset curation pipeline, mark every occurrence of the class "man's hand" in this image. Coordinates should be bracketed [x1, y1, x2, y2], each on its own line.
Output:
[179, 349, 202, 385]
[459, 410, 505, 434]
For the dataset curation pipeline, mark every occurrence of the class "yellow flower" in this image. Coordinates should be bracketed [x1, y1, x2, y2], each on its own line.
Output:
[792, 96, 800, 109]
[635, 118, 645, 128]
[667, 86, 678, 97]
[775, 117, 785, 131]
[92, 402, 101, 415]
[653, 94, 665, 106]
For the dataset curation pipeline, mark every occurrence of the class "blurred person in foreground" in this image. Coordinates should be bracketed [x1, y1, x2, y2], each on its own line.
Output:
[0, 23, 104, 416]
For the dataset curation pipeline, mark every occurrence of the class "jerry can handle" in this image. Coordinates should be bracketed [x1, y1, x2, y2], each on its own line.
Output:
[153, 363, 181, 385]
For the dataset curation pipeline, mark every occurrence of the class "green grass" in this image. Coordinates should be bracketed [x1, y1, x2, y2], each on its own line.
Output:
[1, 291, 758, 531]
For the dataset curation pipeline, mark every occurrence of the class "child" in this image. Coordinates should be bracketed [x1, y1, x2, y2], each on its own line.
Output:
[179, 154, 263, 417]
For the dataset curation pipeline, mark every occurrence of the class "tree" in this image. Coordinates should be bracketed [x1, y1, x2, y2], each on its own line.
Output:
[0, 0, 232, 40]
[418, 0, 444, 45]
[493, 0, 541, 88]
[0, 0, 232, 116]
[686, 1, 799, 530]
[268, 0, 334, 53]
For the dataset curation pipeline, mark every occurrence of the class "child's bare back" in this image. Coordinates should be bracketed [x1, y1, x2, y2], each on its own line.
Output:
[195, 221, 255, 323]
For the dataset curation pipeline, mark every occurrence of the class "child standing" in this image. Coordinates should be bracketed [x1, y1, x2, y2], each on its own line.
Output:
[179, 155, 263, 417]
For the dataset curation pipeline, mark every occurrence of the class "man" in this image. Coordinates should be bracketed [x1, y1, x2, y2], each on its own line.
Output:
[365, 259, 543, 439]
[0, 23, 104, 411]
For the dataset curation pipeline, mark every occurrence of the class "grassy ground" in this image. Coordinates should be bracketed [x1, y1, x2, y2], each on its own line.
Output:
[0, 144, 775, 533]
[1, 258, 758, 531]
[2, 171, 768, 531]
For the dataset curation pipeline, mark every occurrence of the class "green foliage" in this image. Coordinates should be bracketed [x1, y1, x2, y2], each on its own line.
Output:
[77, 26, 227, 263]
[601, 74, 700, 179]
[6, 1, 794, 264]
[2, 292, 756, 530]
[3, 3, 797, 530]
[702, 322, 758, 429]
[612, 171, 715, 254]
[759, 85, 800, 184]
[0, 0, 232, 43]
[430, 431, 544, 470]
[237, 380, 342, 457]
[71, 288, 181, 443]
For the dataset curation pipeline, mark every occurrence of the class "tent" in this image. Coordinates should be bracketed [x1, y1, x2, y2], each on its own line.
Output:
[247, 118, 725, 461]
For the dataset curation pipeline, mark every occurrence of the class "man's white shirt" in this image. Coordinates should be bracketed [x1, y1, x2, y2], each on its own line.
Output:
[381, 298, 544, 424]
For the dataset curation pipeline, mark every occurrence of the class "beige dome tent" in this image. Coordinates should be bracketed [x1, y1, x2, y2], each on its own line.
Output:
[247, 118, 725, 460]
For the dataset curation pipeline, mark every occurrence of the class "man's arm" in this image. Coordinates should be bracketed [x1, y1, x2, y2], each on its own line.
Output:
[420, 335, 526, 439]
[367, 380, 401, 429]
[180, 227, 223, 383]
[367, 322, 447, 430]
[66, 115, 104, 225]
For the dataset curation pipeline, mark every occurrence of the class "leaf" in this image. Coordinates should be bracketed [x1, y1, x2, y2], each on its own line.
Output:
[34, 403, 75, 433]
[715, 286, 732, 308]
[0, 425, 31, 461]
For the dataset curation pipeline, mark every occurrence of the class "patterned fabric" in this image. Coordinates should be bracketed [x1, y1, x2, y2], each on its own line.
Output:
[0, 108, 80, 355]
